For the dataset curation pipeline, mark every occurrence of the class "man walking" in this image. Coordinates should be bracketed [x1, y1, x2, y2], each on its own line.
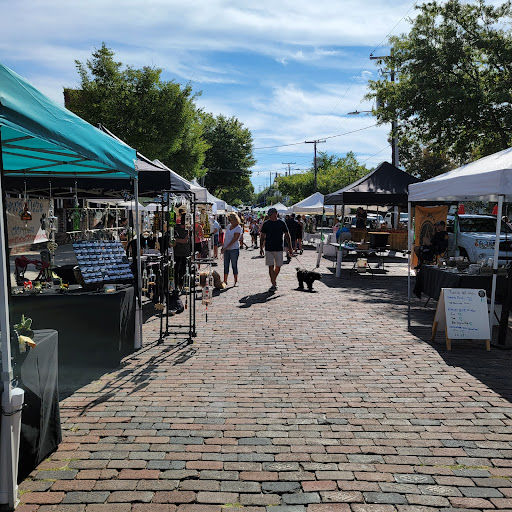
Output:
[260, 207, 293, 291]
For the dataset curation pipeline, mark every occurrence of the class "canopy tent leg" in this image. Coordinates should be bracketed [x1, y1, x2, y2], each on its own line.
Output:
[0, 131, 21, 510]
[134, 179, 143, 350]
[335, 203, 344, 278]
[489, 195, 504, 340]
[407, 201, 412, 330]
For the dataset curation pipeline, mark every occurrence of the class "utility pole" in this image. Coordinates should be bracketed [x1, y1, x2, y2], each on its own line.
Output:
[305, 140, 326, 192]
[282, 162, 296, 177]
[370, 54, 399, 168]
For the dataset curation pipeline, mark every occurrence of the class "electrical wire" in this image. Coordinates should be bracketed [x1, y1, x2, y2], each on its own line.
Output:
[254, 124, 379, 150]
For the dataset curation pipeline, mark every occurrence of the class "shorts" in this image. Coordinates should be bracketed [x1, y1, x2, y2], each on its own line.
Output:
[213, 234, 219, 247]
[265, 250, 284, 267]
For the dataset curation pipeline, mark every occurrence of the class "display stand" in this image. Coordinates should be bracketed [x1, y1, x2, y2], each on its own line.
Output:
[431, 288, 491, 351]
[140, 191, 197, 345]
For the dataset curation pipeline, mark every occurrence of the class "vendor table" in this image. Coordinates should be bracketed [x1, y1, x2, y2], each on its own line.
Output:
[15, 329, 62, 481]
[337, 243, 388, 273]
[414, 265, 508, 301]
[11, 285, 135, 368]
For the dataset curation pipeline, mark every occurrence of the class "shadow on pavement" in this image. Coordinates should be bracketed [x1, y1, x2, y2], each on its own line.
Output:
[59, 340, 195, 409]
[238, 290, 279, 308]
[321, 268, 512, 403]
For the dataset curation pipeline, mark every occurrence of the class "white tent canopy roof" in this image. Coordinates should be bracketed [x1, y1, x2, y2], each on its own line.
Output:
[291, 192, 334, 215]
[205, 189, 226, 211]
[262, 202, 291, 215]
[408, 146, 512, 202]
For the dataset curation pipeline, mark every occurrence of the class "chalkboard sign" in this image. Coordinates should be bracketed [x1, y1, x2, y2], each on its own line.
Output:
[431, 288, 490, 351]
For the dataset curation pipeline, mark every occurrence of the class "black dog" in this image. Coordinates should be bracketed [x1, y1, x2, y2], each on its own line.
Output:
[296, 268, 321, 291]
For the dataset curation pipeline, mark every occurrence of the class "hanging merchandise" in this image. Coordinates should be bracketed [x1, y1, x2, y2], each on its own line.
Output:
[46, 181, 58, 269]
[169, 261, 175, 291]
[142, 267, 149, 295]
[203, 212, 211, 238]
[185, 212, 193, 230]
[148, 267, 157, 300]
[153, 212, 160, 233]
[72, 182, 81, 231]
[20, 181, 32, 228]
[169, 203, 177, 227]
[183, 267, 190, 293]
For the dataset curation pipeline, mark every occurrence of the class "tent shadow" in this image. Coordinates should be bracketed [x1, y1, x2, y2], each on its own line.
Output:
[320, 269, 512, 402]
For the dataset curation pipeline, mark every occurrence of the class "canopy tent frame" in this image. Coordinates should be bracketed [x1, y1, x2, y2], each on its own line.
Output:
[407, 146, 512, 344]
[0, 62, 137, 509]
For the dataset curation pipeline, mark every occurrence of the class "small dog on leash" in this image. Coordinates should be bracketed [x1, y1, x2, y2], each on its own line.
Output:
[296, 268, 321, 291]
[199, 270, 226, 289]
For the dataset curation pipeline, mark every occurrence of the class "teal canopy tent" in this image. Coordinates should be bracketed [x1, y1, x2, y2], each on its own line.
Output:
[0, 63, 136, 179]
[0, 62, 137, 509]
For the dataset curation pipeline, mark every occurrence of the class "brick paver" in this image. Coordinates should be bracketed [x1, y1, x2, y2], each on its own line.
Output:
[19, 246, 512, 510]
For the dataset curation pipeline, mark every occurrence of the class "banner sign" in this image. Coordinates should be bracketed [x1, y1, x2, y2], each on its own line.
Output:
[6, 198, 50, 248]
[412, 205, 448, 268]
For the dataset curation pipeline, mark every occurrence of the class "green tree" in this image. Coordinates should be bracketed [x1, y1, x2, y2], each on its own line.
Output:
[201, 113, 256, 201]
[366, 0, 512, 178]
[66, 43, 208, 179]
[276, 152, 368, 203]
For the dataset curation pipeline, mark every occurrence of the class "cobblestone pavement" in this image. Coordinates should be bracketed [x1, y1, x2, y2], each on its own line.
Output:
[18, 245, 512, 511]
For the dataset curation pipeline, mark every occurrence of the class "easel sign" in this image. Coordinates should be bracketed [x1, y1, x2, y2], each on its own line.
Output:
[431, 288, 490, 351]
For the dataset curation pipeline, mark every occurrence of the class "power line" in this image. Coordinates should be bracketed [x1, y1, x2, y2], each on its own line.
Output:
[253, 123, 379, 150]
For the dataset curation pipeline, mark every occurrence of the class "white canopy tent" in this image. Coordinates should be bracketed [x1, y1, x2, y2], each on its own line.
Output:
[291, 192, 334, 215]
[407, 146, 512, 337]
[261, 202, 291, 215]
[205, 189, 226, 213]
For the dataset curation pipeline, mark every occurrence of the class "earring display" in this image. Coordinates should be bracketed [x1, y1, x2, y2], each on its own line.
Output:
[73, 240, 133, 284]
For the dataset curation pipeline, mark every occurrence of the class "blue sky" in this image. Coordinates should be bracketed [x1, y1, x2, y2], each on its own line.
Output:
[1, 0, 421, 194]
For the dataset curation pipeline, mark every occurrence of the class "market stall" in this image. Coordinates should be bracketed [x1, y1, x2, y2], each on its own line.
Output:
[407, 146, 512, 345]
[0, 62, 137, 509]
[324, 161, 420, 277]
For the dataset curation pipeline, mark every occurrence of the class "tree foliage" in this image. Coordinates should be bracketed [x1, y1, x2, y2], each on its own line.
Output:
[366, 0, 512, 178]
[276, 151, 368, 204]
[201, 113, 256, 202]
[66, 43, 208, 179]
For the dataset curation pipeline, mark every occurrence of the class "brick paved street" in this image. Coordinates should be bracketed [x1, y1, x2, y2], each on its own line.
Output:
[18, 245, 512, 511]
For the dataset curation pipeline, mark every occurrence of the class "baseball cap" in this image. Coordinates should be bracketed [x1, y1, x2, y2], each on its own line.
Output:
[268, 207, 277, 215]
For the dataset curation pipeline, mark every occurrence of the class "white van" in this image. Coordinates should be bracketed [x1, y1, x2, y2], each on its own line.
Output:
[384, 212, 408, 227]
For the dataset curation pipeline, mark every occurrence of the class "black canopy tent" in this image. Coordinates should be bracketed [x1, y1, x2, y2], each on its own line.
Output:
[324, 161, 421, 207]
[324, 162, 421, 278]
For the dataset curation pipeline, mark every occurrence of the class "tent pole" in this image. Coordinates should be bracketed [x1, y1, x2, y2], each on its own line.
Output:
[489, 195, 504, 341]
[335, 203, 344, 278]
[455, 202, 459, 252]
[407, 201, 412, 330]
[0, 130, 21, 509]
[134, 179, 143, 350]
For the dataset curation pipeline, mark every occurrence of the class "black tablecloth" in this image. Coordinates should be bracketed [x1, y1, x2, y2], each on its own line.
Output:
[17, 329, 62, 482]
[11, 285, 135, 367]
[414, 266, 507, 301]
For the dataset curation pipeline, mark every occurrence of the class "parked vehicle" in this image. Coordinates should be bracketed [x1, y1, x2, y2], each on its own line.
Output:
[446, 214, 512, 263]
[384, 212, 409, 227]
[343, 213, 385, 228]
